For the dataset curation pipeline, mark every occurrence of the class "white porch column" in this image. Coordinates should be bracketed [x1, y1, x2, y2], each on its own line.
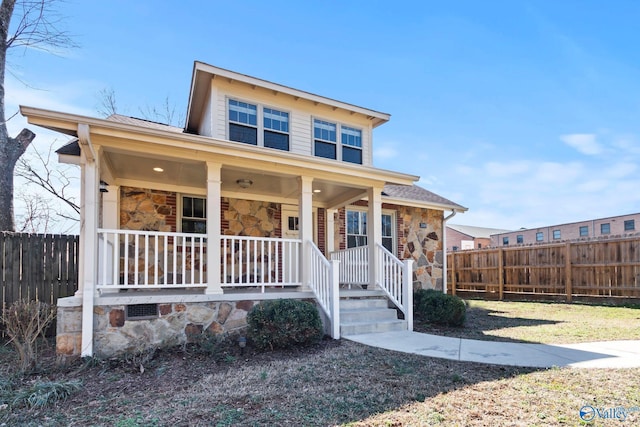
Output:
[327, 208, 337, 253]
[206, 162, 223, 294]
[101, 185, 119, 229]
[367, 185, 383, 288]
[298, 176, 314, 288]
[80, 151, 99, 357]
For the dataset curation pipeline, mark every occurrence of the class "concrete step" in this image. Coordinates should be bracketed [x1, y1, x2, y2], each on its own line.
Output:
[339, 296, 407, 336]
[339, 297, 389, 310]
[340, 319, 407, 335]
[340, 307, 399, 323]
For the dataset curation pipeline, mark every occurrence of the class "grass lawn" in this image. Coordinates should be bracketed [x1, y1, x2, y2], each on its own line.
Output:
[415, 299, 640, 344]
[1, 300, 639, 426]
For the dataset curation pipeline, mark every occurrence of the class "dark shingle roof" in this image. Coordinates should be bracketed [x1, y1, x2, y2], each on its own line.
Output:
[382, 184, 466, 211]
[55, 138, 80, 156]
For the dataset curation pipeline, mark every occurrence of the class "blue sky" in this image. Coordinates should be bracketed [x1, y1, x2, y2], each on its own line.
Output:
[8, 0, 640, 232]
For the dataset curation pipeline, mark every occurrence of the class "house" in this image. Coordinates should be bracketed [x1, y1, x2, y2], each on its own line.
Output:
[446, 224, 512, 251]
[491, 213, 640, 247]
[21, 61, 466, 359]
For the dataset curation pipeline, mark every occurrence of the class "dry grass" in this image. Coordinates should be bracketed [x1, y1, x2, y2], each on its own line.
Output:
[415, 299, 640, 344]
[1, 300, 639, 426]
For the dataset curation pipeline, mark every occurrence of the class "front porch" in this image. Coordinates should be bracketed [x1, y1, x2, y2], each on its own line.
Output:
[93, 228, 414, 337]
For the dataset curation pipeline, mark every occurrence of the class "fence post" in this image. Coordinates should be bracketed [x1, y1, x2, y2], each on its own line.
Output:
[498, 248, 504, 300]
[450, 252, 456, 296]
[565, 242, 572, 302]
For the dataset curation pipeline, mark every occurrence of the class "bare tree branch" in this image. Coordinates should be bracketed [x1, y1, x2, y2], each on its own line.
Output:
[6, 0, 77, 52]
[97, 87, 118, 118]
[16, 140, 79, 214]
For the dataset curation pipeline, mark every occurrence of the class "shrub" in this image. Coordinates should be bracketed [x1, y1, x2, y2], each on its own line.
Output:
[12, 379, 82, 408]
[414, 289, 466, 327]
[0, 299, 56, 372]
[247, 299, 324, 350]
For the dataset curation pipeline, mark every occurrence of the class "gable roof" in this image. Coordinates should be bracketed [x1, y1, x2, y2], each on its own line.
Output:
[447, 224, 512, 238]
[383, 184, 467, 212]
[187, 61, 391, 134]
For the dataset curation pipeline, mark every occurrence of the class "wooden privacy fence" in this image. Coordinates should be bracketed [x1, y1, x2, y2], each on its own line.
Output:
[1, 232, 79, 311]
[448, 237, 640, 302]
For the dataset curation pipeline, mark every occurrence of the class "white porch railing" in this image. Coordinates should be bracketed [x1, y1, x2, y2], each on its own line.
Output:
[221, 235, 301, 292]
[96, 230, 303, 292]
[97, 229, 207, 289]
[376, 243, 414, 331]
[329, 245, 369, 287]
[308, 242, 340, 339]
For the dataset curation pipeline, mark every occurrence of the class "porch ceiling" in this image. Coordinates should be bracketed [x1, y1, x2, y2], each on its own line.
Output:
[104, 150, 367, 207]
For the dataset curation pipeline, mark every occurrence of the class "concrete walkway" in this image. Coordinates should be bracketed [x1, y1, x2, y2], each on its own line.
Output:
[344, 331, 640, 368]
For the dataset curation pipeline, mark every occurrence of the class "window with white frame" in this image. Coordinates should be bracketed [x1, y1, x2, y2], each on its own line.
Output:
[228, 99, 290, 151]
[228, 100, 257, 145]
[314, 119, 337, 160]
[263, 107, 289, 150]
[181, 196, 207, 234]
[341, 126, 362, 164]
[553, 229, 561, 240]
[346, 210, 395, 253]
[314, 119, 363, 164]
[347, 210, 367, 248]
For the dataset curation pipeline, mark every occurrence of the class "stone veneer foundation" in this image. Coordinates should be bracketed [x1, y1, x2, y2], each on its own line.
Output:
[56, 298, 258, 360]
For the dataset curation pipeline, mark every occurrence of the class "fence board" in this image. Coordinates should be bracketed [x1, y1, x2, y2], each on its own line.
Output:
[1, 231, 79, 314]
[448, 237, 640, 302]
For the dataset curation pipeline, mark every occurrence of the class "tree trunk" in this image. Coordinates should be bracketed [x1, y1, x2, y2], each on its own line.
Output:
[0, 129, 36, 230]
[0, 0, 36, 230]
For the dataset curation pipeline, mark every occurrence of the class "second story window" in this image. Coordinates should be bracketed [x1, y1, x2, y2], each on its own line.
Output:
[263, 107, 289, 151]
[314, 119, 337, 160]
[553, 230, 561, 240]
[601, 223, 610, 234]
[516, 235, 523, 244]
[624, 220, 635, 231]
[228, 100, 257, 145]
[536, 232, 543, 242]
[342, 126, 362, 164]
[314, 119, 363, 164]
[579, 226, 588, 237]
[228, 100, 290, 151]
[503, 237, 509, 246]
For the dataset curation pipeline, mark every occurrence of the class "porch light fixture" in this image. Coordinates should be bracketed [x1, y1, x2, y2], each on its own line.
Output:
[99, 180, 109, 193]
[236, 179, 253, 189]
[313, 189, 321, 193]
[153, 167, 164, 172]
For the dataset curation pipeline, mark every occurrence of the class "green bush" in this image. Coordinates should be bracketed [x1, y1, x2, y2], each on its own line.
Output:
[247, 299, 324, 350]
[414, 289, 466, 327]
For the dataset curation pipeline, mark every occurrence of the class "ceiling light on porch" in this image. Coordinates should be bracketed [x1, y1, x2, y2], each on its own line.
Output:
[153, 167, 164, 172]
[236, 178, 253, 189]
[313, 189, 321, 193]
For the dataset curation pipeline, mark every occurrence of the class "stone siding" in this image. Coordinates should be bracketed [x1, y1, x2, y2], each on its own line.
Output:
[120, 187, 176, 232]
[223, 198, 280, 237]
[397, 206, 444, 291]
[93, 300, 256, 358]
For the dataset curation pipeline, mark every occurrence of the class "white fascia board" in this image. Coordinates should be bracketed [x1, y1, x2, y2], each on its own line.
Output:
[21, 106, 417, 186]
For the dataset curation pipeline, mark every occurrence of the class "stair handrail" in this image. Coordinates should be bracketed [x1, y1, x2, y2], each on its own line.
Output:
[308, 242, 340, 339]
[376, 243, 414, 331]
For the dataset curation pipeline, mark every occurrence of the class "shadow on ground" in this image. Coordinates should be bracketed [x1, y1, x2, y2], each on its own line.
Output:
[414, 304, 561, 344]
